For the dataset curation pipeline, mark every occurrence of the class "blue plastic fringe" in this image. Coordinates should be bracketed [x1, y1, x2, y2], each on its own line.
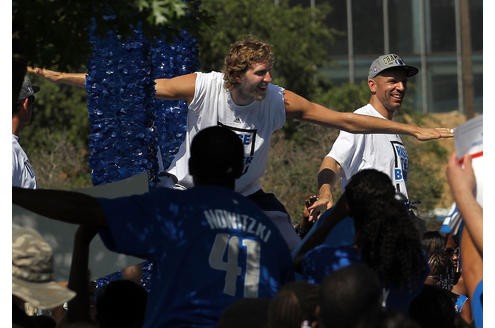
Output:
[87, 18, 198, 292]
[87, 21, 197, 187]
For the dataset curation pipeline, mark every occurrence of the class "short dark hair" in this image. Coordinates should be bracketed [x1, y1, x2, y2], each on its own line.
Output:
[189, 126, 244, 180]
[96, 280, 148, 328]
[319, 263, 382, 327]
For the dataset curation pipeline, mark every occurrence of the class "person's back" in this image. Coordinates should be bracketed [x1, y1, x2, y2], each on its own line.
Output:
[98, 186, 294, 326]
[97, 126, 294, 327]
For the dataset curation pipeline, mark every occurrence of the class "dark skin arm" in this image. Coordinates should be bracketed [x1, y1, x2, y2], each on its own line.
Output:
[66, 225, 98, 324]
[12, 187, 107, 226]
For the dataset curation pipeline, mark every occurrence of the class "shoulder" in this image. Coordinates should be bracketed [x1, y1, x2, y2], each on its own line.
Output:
[12, 134, 20, 147]
[193, 71, 226, 97]
[354, 104, 375, 115]
[261, 84, 284, 105]
[196, 71, 224, 83]
[268, 83, 284, 93]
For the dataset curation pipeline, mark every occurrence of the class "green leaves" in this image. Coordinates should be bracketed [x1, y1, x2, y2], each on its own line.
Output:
[13, 0, 201, 69]
[136, 0, 187, 25]
[197, 0, 336, 98]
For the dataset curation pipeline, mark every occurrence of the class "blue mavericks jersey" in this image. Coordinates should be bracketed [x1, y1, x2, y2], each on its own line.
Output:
[98, 186, 294, 328]
[299, 244, 427, 314]
[300, 245, 361, 284]
[291, 207, 355, 260]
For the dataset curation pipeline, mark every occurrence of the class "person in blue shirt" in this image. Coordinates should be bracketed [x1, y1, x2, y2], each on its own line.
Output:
[293, 169, 427, 314]
[13, 126, 294, 328]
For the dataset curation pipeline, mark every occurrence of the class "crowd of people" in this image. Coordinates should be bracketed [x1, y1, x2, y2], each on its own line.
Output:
[12, 36, 483, 327]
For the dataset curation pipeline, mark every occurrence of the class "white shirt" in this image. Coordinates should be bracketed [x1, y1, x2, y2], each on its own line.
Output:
[328, 104, 408, 198]
[166, 71, 286, 196]
[12, 134, 37, 189]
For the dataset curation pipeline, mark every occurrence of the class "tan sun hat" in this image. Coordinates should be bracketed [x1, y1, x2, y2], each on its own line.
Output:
[12, 224, 76, 310]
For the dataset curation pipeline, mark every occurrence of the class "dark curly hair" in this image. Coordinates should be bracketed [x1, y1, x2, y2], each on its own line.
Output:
[426, 251, 456, 291]
[344, 169, 425, 290]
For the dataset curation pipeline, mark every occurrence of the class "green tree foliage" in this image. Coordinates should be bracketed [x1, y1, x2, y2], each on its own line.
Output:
[13, 0, 204, 69]
[19, 76, 92, 189]
[197, 0, 336, 97]
[316, 81, 371, 112]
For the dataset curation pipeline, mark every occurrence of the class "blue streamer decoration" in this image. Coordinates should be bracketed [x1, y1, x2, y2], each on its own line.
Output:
[87, 20, 157, 185]
[87, 17, 198, 292]
[87, 21, 197, 187]
[151, 30, 199, 172]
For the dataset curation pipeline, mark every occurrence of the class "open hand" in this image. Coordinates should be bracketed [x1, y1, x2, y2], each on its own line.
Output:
[415, 127, 454, 141]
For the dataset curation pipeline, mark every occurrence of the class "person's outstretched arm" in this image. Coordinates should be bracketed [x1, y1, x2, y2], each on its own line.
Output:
[154, 73, 197, 103]
[446, 153, 483, 255]
[28, 67, 87, 88]
[283, 90, 453, 141]
[13, 187, 107, 226]
[28, 66, 197, 104]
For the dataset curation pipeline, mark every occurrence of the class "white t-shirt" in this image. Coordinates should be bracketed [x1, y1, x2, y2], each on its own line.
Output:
[12, 134, 37, 189]
[328, 104, 409, 198]
[166, 71, 286, 196]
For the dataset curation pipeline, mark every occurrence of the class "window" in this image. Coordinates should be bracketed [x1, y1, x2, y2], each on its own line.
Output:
[352, 0, 384, 54]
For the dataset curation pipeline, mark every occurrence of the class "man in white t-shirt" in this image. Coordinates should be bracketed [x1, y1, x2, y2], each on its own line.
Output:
[311, 54, 418, 211]
[28, 41, 452, 250]
[12, 76, 39, 189]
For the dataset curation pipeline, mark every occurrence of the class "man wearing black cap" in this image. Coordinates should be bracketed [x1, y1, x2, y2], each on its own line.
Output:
[311, 54, 419, 211]
[13, 75, 40, 188]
